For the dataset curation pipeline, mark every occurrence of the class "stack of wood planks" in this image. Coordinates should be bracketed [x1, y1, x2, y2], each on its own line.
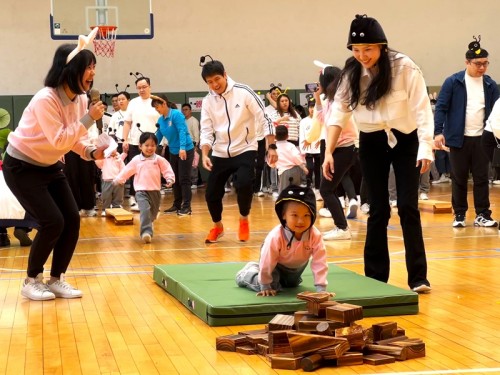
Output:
[216, 291, 425, 371]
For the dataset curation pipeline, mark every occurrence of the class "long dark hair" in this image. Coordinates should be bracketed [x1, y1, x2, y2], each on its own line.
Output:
[44, 44, 96, 95]
[340, 47, 394, 110]
[276, 93, 299, 118]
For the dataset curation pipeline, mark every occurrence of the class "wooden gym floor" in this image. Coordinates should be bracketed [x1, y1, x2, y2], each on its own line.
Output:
[0, 182, 499, 374]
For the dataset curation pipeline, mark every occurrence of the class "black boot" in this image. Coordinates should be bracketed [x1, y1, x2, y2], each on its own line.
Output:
[0, 233, 10, 247]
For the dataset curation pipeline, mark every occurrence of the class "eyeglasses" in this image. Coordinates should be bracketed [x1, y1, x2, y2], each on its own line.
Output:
[470, 61, 490, 68]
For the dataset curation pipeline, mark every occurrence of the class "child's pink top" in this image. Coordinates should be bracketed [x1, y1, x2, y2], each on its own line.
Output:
[258, 224, 328, 291]
[268, 140, 305, 175]
[95, 153, 127, 181]
[114, 153, 175, 191]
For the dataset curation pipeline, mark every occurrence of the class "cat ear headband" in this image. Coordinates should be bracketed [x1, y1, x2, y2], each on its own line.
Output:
[66, 27, 99, 64]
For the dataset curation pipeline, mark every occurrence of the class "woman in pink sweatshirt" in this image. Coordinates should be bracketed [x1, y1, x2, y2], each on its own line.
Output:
[2, 37, 107, 301]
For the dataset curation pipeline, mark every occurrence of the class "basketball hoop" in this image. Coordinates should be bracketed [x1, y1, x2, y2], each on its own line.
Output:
[91, 25, 117, 58]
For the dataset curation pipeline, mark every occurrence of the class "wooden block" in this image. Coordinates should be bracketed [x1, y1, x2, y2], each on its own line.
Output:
[389, 339, 426, 359]
[238, 328, 268, 336]
[287, 332, 348, 357]
[256, 343, 269, 356]
[245, 333, 268, 345]
[268, 330, 292, 354]
[235, 345, 257, 355]
[363, 353, 396, 365]
[294, 311, 313, 327]
[335, 323, 365, 351]
[297, 319, 347, 333]
[216, 334, 249, 352]
[372, 321, 398, 341]
[364, 344, 407, 360]
[325, 303, 363, 323]
[315, 340, 350, 359]
[270, 355, 302, 370]
[307, 300, 339, 317]
[301, 354, 323, 372]
[374, 335, 408, 345]
[105, 207, 133, 225]
[433, 202, 452, 213]
[316, 321, 333, 336]
[268, 314, 295, 331]
[336, 352, 364, 366]
[296, 291, 331, 303]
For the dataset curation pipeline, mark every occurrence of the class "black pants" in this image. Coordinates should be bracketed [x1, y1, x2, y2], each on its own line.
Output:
[253, 138, 266, 193]
[359, 130, 429, 289]
[205, 151, 256, 223]
[3, 153, 81, 278]
[449, 136, 491, 216]
[305, 153, 321, 189]
[481, 130, 500, 181]
[169, 149, 194, 210]
[320, 145, 357, 230]
[127, 145, 141, 196]
[63, 151, 96, 210]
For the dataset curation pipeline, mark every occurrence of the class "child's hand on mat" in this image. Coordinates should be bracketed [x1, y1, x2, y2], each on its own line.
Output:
[257, 289, 277, 297]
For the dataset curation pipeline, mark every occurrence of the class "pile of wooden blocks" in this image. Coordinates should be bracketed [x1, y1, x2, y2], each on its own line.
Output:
[216, 291, 425, 371]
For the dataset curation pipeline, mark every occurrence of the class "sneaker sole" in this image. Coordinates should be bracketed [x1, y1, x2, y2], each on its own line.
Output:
[347, 205, 358, 219]
[205, 232, 224, 243]
[21, 290, 56, 301]
[50, 291, 83, 299]
[412, 285, 432, 293]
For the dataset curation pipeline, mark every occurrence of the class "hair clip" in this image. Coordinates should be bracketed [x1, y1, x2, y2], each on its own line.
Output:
[115, 83, 130, 93]
[66, 27, 99, 64]
[199, 55, 213, 67]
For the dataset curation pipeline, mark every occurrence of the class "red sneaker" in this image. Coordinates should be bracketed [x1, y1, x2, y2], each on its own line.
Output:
[205, 226, 224, 243]
[238, 219, 249, 242]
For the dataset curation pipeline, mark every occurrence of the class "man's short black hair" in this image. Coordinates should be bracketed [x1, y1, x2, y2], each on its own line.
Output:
[201, 60, 225, 82]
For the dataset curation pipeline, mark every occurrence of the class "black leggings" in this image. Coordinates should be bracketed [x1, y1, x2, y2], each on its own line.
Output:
[3, 153, 81, 278]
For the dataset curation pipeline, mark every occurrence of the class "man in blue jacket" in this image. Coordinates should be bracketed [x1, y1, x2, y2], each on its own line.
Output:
[434, 36, 499, 228]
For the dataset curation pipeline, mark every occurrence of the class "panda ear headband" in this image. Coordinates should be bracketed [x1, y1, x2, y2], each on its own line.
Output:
[66, 27, 99, 64]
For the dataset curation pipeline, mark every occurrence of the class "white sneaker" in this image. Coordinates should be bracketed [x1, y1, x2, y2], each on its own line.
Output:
[314, 189, 323, 201]
[390, 200, 397, 208]
[142, 233, 152, 243]
[272, 192, 279, 200]
[419, 192, 429, 200]
[131, 205, 140, 212]
[191, 184, 198, 190]
[21, 274, 56, 300]
[323, 228, 351, 240]
[346, 199, 358, 219]
[254, 191, 265, 197]
[47, 274, 82, 298]
[492, 180, 500, 186]
[80, 209, 97, 217]
[474, 214, 498, 227]
[319, 208, 332, 218]
[412, 284, 432, 293]
[101, 211, 107, 217]
[432, 174, 451, 184]
[360, 203, 370, 214]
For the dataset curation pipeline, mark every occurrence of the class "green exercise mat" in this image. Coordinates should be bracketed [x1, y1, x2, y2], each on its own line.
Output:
[153, 262, 418, 326]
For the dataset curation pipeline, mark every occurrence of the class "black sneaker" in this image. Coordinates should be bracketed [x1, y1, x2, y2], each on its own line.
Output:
[164, 206, 179, 214]
[178, 208, 192, 216]
[452, 214, 466, 228]
[14, 228, 32, 246]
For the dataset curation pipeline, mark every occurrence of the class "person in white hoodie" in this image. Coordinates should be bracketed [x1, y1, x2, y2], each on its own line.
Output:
[199, 58, 277, 243]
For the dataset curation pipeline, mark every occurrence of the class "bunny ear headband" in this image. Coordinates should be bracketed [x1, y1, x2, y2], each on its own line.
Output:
[66, 27, 99, 64]
[313, 60, 333, 75]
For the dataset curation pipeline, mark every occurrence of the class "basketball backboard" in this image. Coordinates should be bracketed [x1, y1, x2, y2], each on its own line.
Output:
[50, 0, 154, 40]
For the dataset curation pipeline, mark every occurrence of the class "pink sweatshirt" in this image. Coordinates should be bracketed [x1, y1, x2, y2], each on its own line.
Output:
[258, 224, 328, 291]
[268, 140, 305, 175]
[7, 87, 95, 166]
[95, 153, 127, 181]
[114, 153, 175, 191]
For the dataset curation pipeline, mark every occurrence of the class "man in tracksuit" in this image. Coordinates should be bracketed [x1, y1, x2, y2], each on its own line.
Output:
[199, 59, 277, 243]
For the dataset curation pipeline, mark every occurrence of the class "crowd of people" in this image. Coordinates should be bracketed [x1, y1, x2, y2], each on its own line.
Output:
[1, 15, 500, 301]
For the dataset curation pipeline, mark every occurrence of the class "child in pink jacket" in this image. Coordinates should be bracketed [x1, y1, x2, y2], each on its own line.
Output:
[235, 185, 329, 296]
[114, 132, 174, 243]
[95, 146, 127, 215]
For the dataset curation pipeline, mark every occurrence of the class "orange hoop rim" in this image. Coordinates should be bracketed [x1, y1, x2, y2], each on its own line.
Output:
[90, 25, 117, 38]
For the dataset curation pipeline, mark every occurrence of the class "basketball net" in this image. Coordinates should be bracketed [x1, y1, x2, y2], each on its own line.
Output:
[91, 26, 117, 58]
